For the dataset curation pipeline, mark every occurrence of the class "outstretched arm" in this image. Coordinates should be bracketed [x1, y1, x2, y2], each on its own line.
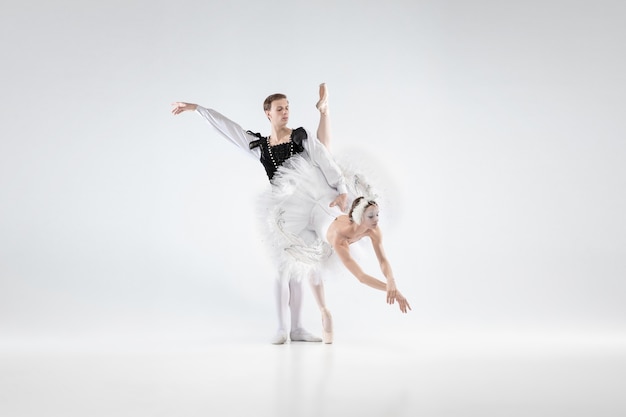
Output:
[369, 228, 396, 301]
[333, 240, 411, 313]
[171, 102, 260, 160]
[369, 228, 412, 313]
[171, 101, 198, 115]
[335, 241, 387, 290]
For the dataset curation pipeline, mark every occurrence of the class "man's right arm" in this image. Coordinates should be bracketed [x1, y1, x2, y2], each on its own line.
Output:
[195, 106, 260, 160]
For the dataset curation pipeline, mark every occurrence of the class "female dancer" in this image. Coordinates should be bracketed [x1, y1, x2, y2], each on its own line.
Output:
[314, 196, 411, 314]
[171, 85, 346, 344]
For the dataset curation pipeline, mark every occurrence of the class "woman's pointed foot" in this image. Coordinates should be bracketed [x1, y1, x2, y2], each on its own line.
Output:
[321, 307, 333, 344]
[316, 83, 329, 115]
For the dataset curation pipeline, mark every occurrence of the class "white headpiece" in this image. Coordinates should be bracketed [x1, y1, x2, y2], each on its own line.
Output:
[351, 197, 375, 225]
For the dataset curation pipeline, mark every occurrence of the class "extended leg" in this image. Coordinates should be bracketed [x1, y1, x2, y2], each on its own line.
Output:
[316, 83, 332, 150]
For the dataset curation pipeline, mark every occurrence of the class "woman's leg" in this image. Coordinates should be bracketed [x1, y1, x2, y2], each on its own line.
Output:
[309, 273, 334, 344]
[316, 83, 332, 150]
[288, 278, 323, 342]
[306, 203, 337, 343]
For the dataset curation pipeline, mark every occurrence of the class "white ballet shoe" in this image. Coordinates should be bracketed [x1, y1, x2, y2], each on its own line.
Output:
[271, 331, 288, 345]
[316, 83, 329, 115]
[321, 307, 333, 344]
[289, 328, 322, 342]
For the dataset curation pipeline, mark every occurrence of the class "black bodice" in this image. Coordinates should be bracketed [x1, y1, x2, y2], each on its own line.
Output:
[247, 127, 307, 180]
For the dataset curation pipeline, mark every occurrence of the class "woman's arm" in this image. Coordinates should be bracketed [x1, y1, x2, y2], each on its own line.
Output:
[333, 241, 387, 290]
[370, 228, 412, 313]
[334, 241, 410, 313]
[171, 102, 260, 160]
[368, 228, 397, 303]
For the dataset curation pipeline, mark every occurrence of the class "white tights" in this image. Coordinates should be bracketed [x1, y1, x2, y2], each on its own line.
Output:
[274, 272, 329, 333]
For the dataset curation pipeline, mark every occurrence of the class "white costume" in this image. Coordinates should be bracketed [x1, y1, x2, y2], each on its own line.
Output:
[262, 153, 377, 282]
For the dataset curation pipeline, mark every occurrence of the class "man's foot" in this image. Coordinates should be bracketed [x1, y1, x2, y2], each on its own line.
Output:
[316, 83, 329, 115]
[271, 330, 288, 345]
[321, 307, 333, 344]
[290, 328, 322, 342]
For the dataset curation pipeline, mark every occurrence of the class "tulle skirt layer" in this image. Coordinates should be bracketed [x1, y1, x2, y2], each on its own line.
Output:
[257, 154, 377, 283]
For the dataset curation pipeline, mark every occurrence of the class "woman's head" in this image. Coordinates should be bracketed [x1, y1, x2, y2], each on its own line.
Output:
[349, 197, 379, 227]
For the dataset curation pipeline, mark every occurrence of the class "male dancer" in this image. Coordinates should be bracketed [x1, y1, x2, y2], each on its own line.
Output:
[171, 84, 346, 344]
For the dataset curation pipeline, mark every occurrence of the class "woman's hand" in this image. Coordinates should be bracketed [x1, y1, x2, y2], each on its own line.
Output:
[395, 291, 411, 313]
[386, 279, 397, 305]
[171, 102, 198, 115]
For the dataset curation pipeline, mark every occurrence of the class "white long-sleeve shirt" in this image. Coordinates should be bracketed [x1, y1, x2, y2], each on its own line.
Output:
[195, 105, 347, 195]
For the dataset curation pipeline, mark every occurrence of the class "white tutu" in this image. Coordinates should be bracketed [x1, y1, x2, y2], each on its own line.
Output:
[257, 153, 379, 283]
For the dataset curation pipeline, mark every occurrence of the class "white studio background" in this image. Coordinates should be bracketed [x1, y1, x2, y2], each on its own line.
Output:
[1, 0, 625, 351]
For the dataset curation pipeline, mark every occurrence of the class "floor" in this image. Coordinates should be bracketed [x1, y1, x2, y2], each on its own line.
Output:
[1, 330, 625, 417]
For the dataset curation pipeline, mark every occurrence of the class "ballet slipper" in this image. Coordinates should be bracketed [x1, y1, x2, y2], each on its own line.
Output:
[289, 328, 322, 342]
[271, 330, 288, 345]
[316, 83, 329, 115]
[321, 307, 333, 344]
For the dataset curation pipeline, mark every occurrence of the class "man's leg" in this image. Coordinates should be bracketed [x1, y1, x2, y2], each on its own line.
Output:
[288, 278, 322, 342]
[271, 274, 290, 345]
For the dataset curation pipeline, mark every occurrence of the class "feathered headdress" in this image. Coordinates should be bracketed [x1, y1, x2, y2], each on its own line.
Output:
[351, 197, 377, 225]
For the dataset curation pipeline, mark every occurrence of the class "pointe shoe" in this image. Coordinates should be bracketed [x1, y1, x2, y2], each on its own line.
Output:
[316, 83, 329, 115]
[271, 330, 288, 345]
[290, 328, 322, 342]
[321, 307, 333, 344]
